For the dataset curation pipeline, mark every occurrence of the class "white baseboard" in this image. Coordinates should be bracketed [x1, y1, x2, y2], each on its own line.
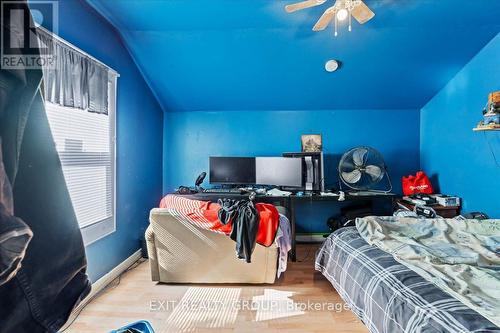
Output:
[61, 250, 142, 330]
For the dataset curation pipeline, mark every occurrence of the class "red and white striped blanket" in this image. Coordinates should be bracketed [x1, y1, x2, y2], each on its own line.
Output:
[159, 194, 280, 247]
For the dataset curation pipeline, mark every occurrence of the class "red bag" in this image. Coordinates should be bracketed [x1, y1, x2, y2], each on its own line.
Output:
[402, 171, 434, 196]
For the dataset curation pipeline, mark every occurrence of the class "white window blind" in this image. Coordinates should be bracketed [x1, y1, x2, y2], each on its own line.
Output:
[45, 78, 116, 245]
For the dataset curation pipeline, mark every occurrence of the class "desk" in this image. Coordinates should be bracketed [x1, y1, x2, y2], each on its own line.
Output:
[288, 193, 395, 261]
[185, 192, 396, 262]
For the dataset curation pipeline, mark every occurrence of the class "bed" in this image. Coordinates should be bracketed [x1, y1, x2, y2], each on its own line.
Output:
[315, 227, 500, 333]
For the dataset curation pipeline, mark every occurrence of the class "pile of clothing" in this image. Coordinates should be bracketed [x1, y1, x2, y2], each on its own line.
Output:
[159, 194, 291, 277]
[218, 198, 261, 263]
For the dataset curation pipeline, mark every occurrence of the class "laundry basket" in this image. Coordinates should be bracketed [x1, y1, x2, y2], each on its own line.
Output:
[109, 320, 155, 333]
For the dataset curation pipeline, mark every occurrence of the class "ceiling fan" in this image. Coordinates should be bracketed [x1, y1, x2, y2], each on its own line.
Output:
[285, 0, 375, 36]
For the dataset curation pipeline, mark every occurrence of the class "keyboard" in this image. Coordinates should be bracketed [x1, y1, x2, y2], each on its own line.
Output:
[203, 188, 245, 194]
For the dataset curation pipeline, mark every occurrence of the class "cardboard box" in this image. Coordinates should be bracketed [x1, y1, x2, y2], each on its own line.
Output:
[432, 194, 460, 207]
[489, 91, 500, 104]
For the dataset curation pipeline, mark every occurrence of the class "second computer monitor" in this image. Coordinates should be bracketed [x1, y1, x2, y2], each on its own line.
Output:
[255, 157, 302, 187]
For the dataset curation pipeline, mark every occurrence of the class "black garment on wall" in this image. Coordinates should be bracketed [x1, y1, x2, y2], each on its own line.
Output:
[0, 91, 91, 332]
[0, 1, 91, 331]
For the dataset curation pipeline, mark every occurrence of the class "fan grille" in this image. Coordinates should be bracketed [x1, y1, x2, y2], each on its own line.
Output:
[339, 146, 387, 191]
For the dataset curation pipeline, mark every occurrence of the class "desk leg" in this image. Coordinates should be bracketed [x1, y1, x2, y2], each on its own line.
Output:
[288, 198, 297, 262]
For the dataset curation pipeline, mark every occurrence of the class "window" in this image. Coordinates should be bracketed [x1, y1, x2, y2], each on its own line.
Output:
[45, 76, 117, 246]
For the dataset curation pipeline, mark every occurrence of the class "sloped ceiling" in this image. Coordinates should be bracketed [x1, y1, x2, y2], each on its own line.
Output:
[86, 0, 500, 112]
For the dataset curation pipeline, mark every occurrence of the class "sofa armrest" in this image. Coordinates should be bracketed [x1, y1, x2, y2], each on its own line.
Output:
[145, 225, 159, 282]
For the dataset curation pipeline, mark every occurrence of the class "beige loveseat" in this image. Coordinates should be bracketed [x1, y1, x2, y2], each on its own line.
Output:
[146, 208, 279, 284]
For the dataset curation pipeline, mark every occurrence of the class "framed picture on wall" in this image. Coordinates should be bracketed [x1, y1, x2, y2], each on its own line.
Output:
[301, 134, 322, 152]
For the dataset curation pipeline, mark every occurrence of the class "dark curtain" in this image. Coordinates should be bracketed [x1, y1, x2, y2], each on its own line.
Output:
[38, 29, 109, 115]
[0, 0, 91, 331]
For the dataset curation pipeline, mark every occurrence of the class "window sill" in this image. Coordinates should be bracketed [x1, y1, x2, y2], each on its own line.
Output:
[81, 217, 115, 246]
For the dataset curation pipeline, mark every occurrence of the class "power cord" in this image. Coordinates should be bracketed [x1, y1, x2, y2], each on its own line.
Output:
[60, 258, 146, 332]
[483, 131, 500, 168]
[298, 244, 315, 262]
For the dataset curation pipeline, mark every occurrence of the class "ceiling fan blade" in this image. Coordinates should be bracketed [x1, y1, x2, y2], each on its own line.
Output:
[352, 148, 368, 167]
[285, 0, 326, 13]
[312, 5, 336, 31]
[351, 1, 375, 24]
[365, 165, 383, 181]
[342, 170, 362, 184]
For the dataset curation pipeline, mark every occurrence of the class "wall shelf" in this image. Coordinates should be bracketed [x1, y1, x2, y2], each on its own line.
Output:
[473, 124, 500, 131]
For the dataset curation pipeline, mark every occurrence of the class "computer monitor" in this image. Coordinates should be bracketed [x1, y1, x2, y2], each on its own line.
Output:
[255, 157, 302, 187]
[209, 157, 256, 185]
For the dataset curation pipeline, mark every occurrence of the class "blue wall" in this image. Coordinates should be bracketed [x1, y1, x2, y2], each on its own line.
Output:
[420, 33, 500, 218]
[164, 109, 420, 233]
[44, 0, 164, 281]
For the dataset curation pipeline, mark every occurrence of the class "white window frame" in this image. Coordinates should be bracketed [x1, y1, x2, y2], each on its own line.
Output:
[45, 74, 118, 246]
[79, 74, 117, 246]
[39, 26, 120, 246]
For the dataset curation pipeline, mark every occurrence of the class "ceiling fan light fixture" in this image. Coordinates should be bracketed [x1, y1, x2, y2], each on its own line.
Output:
[336, 8, 348, 21]
[284, 0, 375, 37]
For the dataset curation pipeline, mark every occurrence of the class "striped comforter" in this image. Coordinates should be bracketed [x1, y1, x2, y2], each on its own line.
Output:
[315, 227, 499, 333]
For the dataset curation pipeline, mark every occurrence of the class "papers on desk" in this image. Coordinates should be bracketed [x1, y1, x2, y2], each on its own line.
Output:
[266, 188, 292, 197]
[320, 192, 338, 196]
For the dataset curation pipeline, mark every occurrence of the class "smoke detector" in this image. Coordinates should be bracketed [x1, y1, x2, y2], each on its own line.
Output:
[325, 60, 340, 72]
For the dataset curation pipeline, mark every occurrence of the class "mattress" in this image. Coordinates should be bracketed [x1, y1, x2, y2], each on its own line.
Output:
[315, 227, 500, 333]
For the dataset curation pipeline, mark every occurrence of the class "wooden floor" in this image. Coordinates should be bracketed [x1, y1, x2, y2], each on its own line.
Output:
[66, 244, 368, 333]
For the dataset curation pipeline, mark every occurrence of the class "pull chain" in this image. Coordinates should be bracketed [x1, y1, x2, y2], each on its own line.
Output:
[348, 10, 352, 31]
[334, 14, 338, 36]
